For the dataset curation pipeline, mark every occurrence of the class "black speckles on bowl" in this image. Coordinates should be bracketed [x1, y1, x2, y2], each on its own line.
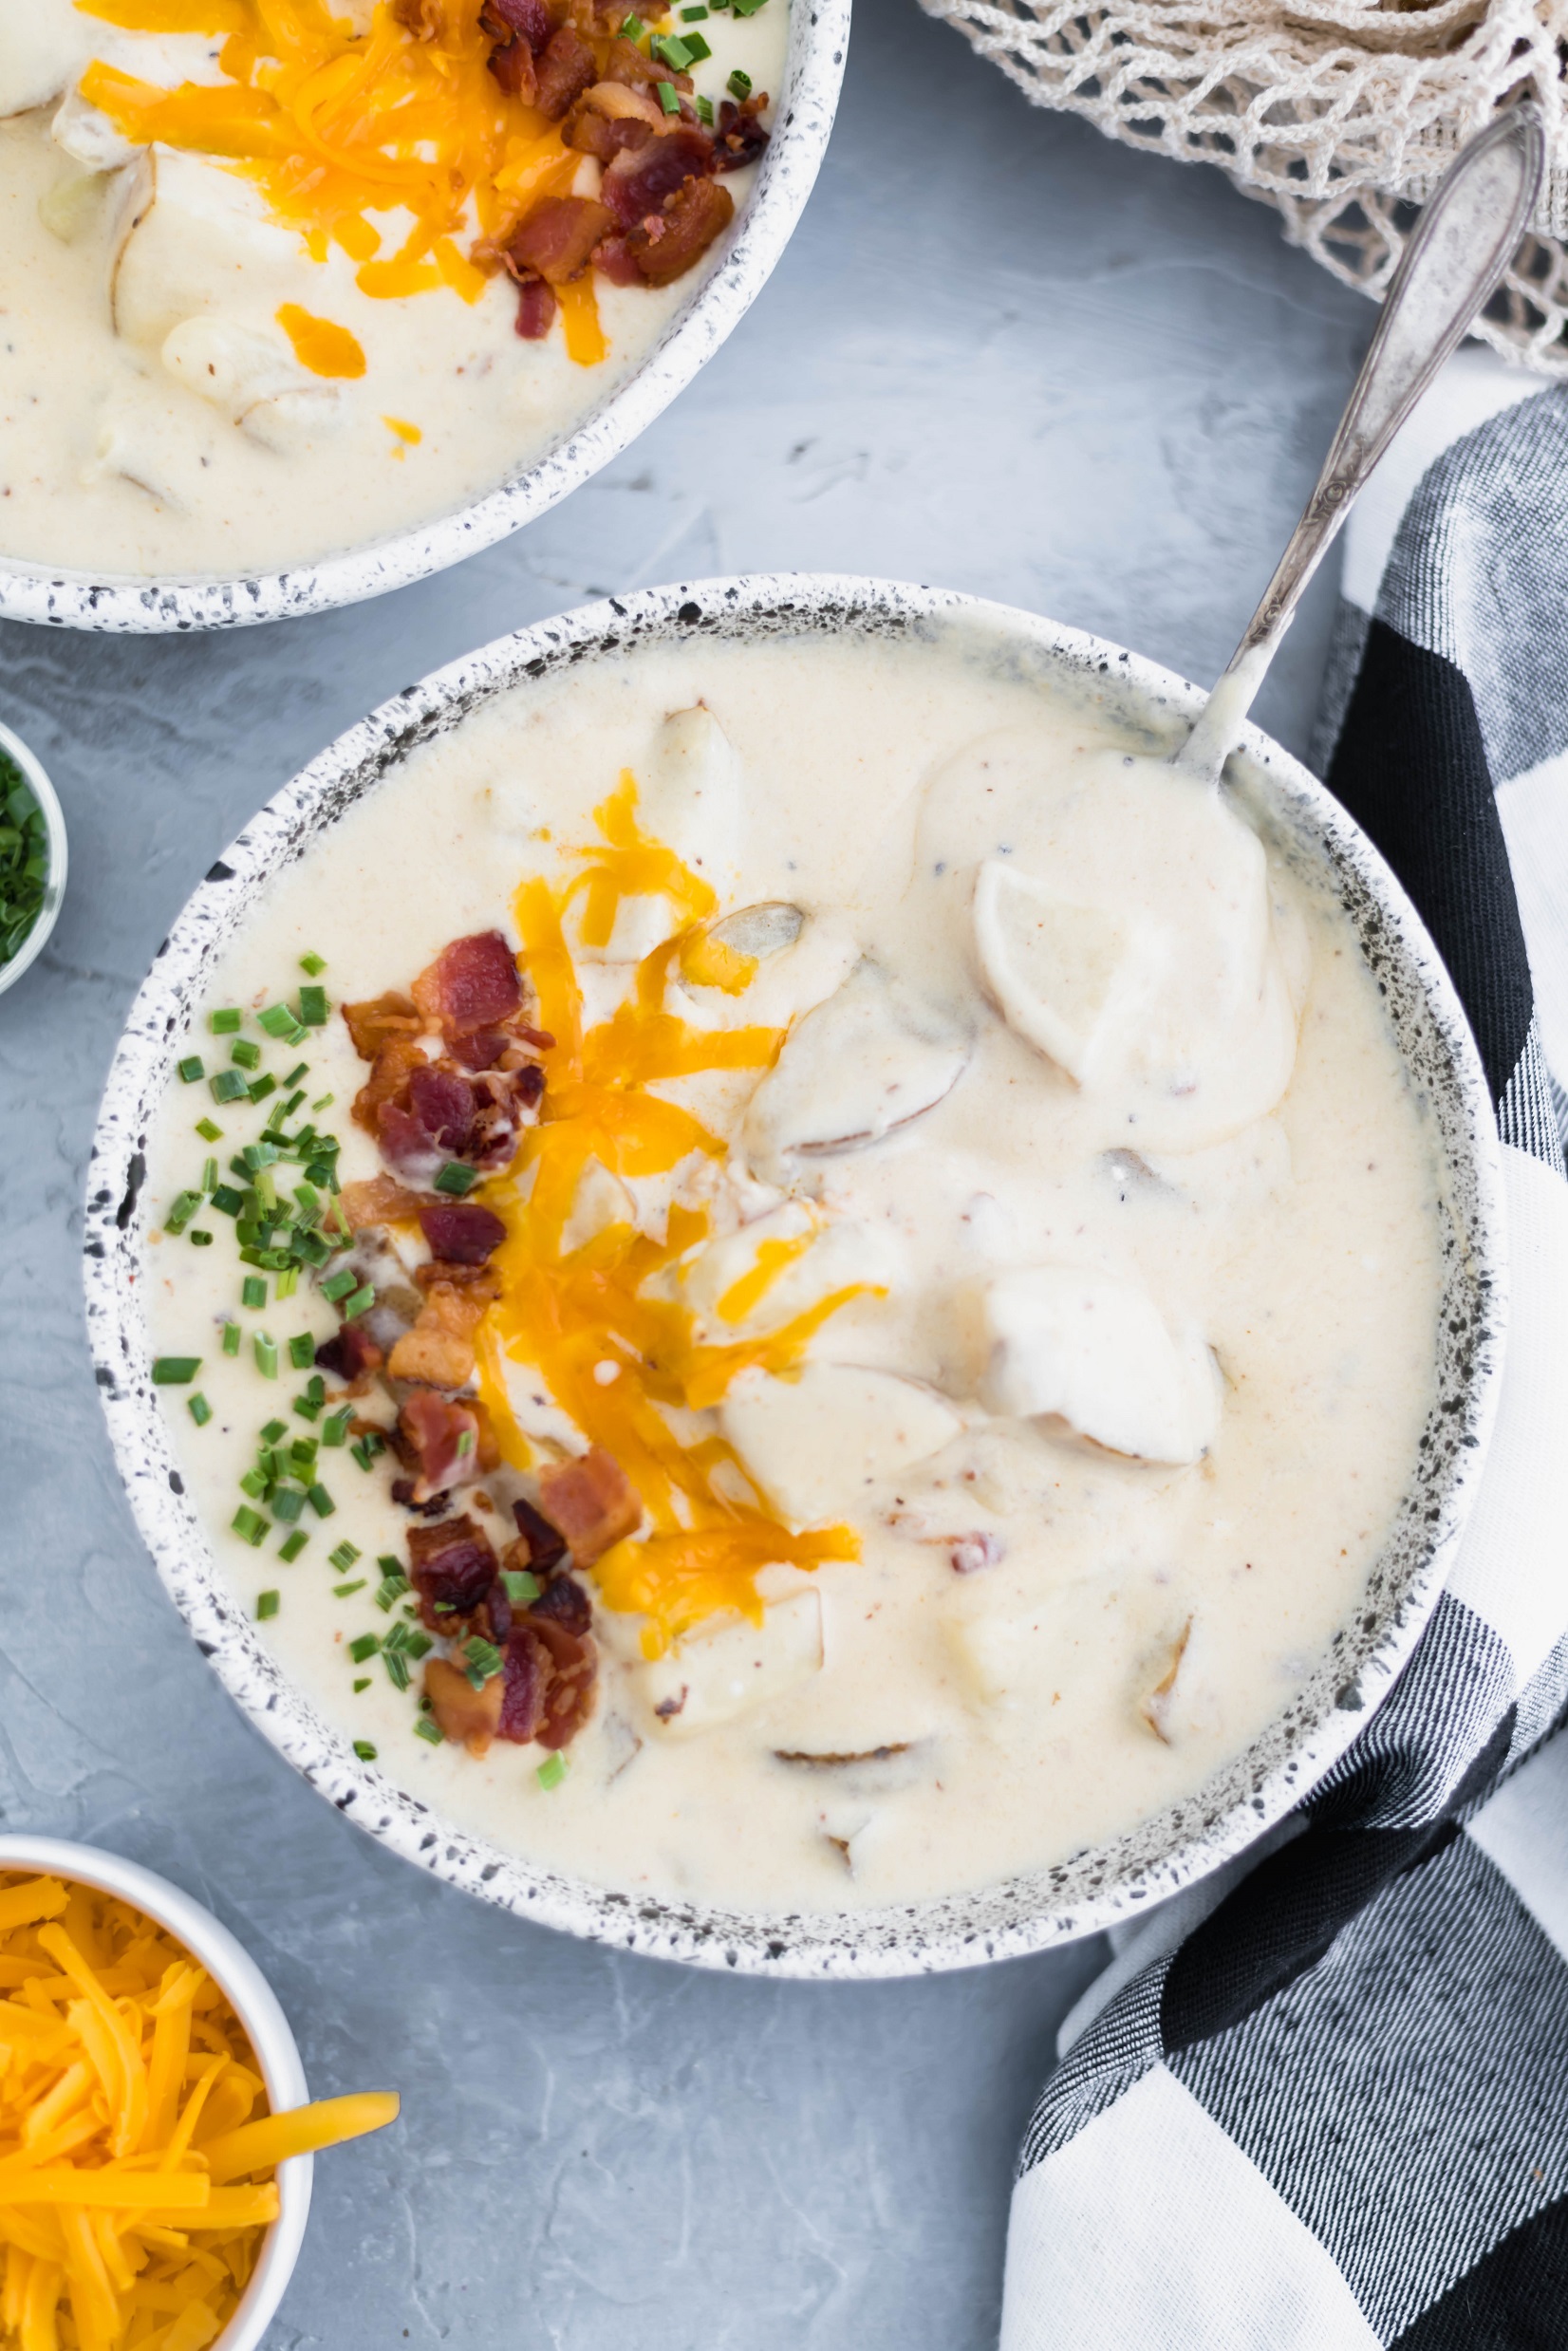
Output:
[83, 575, 1506, 1978]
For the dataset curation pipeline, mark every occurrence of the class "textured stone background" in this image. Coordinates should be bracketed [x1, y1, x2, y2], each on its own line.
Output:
[0, 0, 1372, 2340]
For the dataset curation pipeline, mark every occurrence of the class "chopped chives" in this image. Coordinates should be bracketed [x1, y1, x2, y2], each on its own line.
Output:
[415, 1718, 444, 1745]
[281, 1091, 306, 1121]
[164, 1190, 202, 1235]
[308, 1483, 335, 1519]
[233, 1505, 269, 1546]
[652, 31, 694, 66]
[463, 1636, 503, 1689]
[200, 1156, 218, 1192]
[329, 1539, 362, 1571]
[189, 1229, 214, 1246]
[275, 1267, 300, 1302]
[320, 1268, 357, 1302]
[502, 1568, 541, 1606]
[210, 1071, 249, 1104]
[311, 1093, 334, 1112]
[231, 1038, 261, 1071]
[352, 1739, 377, 1762]
[261, 1417, 287, 1442]
[341, 1283, 375, 1321]
[254, 1332, 279, 1378]
[285, 1332, 313, 1369]
[257, 1004, 303, 1040]
[241, 1276, 267, 1310]
[187, 1392, 213, 1427]
[210, 1008, 242, 1035]
[334, 1579, 366, 1598]
[383, 1649, 411, 1692]
[151, 1356, 201, 1385]
[300, 951, 327, 977]
[221, 1321, 241, 1357]
[255, 1588, 280, 1619]
[211, 1185, 244, 1217]
[351, 1435, 383, 1472]
[656, 77, 680, 112]
[681, 6, 709, 17]
[271, 1488, 306, 1523]
[289, 1440, 318, 1475]
[375, 1573, 410, 1612]
[696, 91, 713, 122]
[298, 985, 328, 1026]
[536, 1752, 568, 1791]
[196, 1117, 222, 1142]
[678, 28, 710, 58]
[618, 10, 642, 30]
[283, 1060, 308, 1087]
[279, 1529, 309, 1562]
[434, 1162, 478, 1196]
[348, 1632, 380, 1664]
[177, 1055, 204, 1084]
[727, 65, 753, 94]
[729, 0, 766, 15]
[352, 1676, 370, 1692]
[239, 1467, 269, 1501]
[322, 1409, 352, 1448]
[248, 1074, 277, 1104]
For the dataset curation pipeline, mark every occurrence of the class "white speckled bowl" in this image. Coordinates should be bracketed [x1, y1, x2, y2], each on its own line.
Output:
[83, 576, 1506, 1976]
[0, 1835, 310, 2349]
[0, 4, 847, 636]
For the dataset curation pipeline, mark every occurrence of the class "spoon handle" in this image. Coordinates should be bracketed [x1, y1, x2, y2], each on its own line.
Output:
[1177, 104, 1545, 784]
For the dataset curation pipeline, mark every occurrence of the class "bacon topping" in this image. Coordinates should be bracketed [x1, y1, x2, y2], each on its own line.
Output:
[315, 1321, 383, 1384]
[602, 125, 715, 230]
[536, 1446, 642, 1567]
[603, 34, 689, 93]
[397, 1390, 495, 1502]
[344, 990, 421, 1061]
[528, 1571, 592, 1636]
[417, 1201, 507, 1264]
[514, 274, 558, 340]
[340, 1173, 431, 1231]
[534, 24, 597, 119]
[352, 1033, 427, 1136]
[509, 195, 617, 286]
[485, 0, 554, 46]
[627, 173, 733, 289]
[408, 1514, 498, 1624]
[564, 77, 665, 160]
[411, 931, 522, 1053]
[528, 1614, 598, 1746]
[591, 233, 639, 287]
[714, 92, 770, 173]
[509, 1494, 569, 1575]
[423, 1654, 503, 1754]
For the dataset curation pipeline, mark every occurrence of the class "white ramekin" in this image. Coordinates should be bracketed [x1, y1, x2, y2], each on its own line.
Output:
[0, 720, 67, 998]
[0, 1835, 310, 2351]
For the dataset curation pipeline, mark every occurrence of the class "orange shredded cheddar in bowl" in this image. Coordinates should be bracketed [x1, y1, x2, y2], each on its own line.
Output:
[0, 1869, 397, 2351]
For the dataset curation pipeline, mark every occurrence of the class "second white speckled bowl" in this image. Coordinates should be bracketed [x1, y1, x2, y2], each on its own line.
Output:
[84, 574, 1506, 1977]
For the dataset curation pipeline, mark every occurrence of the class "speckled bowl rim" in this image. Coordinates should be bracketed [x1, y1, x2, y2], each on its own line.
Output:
[84, 574, 1506, 1978]
[0, 1834, 311, 2350]
[0, 2, 847, 636]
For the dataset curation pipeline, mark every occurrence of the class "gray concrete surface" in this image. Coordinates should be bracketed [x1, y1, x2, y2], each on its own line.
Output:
[0, 0, 1372, 2340]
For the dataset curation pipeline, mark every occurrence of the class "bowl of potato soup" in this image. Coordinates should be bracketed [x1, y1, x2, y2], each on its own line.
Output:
[0, 0, 842, 630]
[84, 576, 1504, 1975]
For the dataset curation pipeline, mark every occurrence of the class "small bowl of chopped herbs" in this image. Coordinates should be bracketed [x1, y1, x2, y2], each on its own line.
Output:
[0, 719, 66, 996]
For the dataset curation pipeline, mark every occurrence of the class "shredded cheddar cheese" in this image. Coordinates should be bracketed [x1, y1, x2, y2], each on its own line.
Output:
[472, 781, 867, 1654]
[76, 0, 605, 353]
[0, 1874, 397, 2351]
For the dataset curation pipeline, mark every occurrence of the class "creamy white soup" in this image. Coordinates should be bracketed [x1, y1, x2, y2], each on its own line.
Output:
[140, 624, 1446, 1913]
[0, 0, 786, 580]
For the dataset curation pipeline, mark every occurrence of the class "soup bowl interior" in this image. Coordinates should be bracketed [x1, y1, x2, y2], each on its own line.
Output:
[84, 574, 1505, 1977]
[0, 0, 847, 636]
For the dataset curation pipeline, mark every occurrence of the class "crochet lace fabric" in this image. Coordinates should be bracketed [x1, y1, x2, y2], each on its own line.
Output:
[918, 0, 1568, 374]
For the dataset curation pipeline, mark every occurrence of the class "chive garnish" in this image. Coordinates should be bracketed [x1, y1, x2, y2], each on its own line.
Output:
[300, 951, 327, 977]
[282, 1060, 308, 1087]
[678, 28, 710, 58]
[652, 31, 694, 66]
[329, 1539, 362, 1571]
[188, 1392, 213, 1427]
[681, 6, 708, 17]
[341, 1283, 375, 1321]
[196, 1116, 222, 1141]
[536, 1752, 568, 1790]
[311, 1093, 334, 1112]
[308, 1483, 335, 1519]
[286, 1333, 314, 1369]
[414, 1718, 443, 1745]
[233, 1505, 269, 1545]
[463, 1637, 503, 1689]
[434, 1162, 478, 1196]
[727, 65, 753, 94]
[177, 1055, 204, 1084]
[210, 1008, 242, 1035]
[656, 77, 680, 112]
[257, 1004, 304, 1041]
[352, 1676, 370, 1692]
[348, 1632, 380, 1664]
[231, 1038, 261, 1071]
[298, 985, 328, 1027]
[320, 1268, 357, 1302]
[221, 1322, 241, 1356]
[352, 1738, 377, 1761]
[375, 1572, 411, 1611]
[351, 1433, 384, 1472]
[322, 1409, 352, 1448]
[241, 1276, 266, 1310]
[255, 1589, 280, 1619]
[334, 1579, 367, 1598]
[210, 1071, 249, 1104]
[271, 1488, 306, 1523]
[260, 1417, 286, 1442]
[164, 1191, 202, 1235]
[248, 1074, 276, 1104]
[211, 1185, 244, 1217]
[279, 1529, 308, 1562]
[275, 1267, 300, 1301]
[696, 92, 713, 122]
[253, 1333, 278, 1379]
[502, 1568, 541, 1606]
[152, 1356, 201, 1385]
[618, 11, 642, 31]
[383, 1649, 411, 1692]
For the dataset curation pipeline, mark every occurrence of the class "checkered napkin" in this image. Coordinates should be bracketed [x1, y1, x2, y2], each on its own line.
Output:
[999, 350, 1568, 2349]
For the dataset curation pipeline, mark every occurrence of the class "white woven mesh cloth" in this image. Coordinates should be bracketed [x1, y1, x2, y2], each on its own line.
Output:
[918, 0, 1568, 374]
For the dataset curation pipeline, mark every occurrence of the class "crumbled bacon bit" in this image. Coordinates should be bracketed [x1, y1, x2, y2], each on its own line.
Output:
[533, 24, 596, 119]
[603, 34, 689, 93]
[591, 233, 640, 287]
[509, 195, 618, 286]
[602, 125, 715, 230]
[411, 932, 522, 1047]
[408, 1514, 498, 1625]
[627, 174, 733, 288]
[529, 1614, 597, 1746]
[417, 1201, 507, 1265]
[496, 1627, 549, 1743]
[508, 1495, 569, 1575]
[341, 1173, 431, 1231]
[514, 273, 557, 339]
[387, 1278, 492, 1389]
[414, 1258, 502, 1295]
[397, 1390, 495, 1502]
[343, 991, 421, 1062]
[528, 1572, 592, 1636]
[714, 92, 770, 173]
[353, 1034, 427, 1137]
[393, 0, 445, 39]
[565, 77, 664, 160]
[315, 1322, 383, 1384]
[536, 1446, 642, 1567]
[486, 0, 555, 45]
[424, 1655, 503, 1755]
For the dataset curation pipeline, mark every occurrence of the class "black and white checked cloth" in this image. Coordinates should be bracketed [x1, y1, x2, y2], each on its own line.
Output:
[1001, 350, 1568, 2349]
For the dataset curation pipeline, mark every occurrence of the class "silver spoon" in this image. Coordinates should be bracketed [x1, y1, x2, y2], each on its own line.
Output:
[1175, 105, 1545, 784]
